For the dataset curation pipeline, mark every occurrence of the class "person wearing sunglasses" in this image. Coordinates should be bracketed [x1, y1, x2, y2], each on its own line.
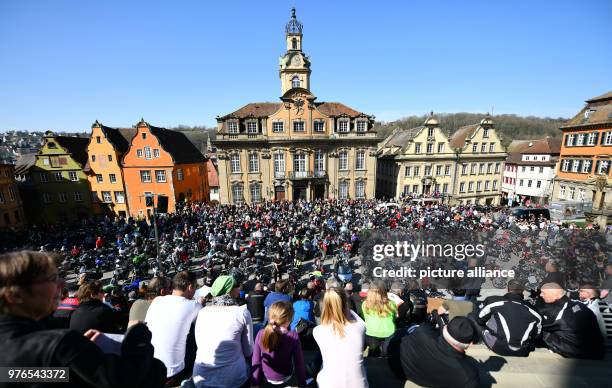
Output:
[0, 250, 166, 387]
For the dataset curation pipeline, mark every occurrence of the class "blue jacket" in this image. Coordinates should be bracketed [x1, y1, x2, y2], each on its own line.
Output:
[291, 300, 315, 330]
[263, 292, 292, 322]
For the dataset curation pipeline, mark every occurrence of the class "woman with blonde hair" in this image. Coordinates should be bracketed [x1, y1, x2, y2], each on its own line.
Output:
[361, 282, 397, 357]
[251, 301, 306, 387]
[313, 287, 368, 388]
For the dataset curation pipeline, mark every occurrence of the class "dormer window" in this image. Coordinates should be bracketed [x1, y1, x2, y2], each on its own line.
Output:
[292, 76, 300, 88]
[338, 120, 349, 133]
[246, 121, 258, 134]
[356, 121, 367, 132]
[228, 121, 239, 134]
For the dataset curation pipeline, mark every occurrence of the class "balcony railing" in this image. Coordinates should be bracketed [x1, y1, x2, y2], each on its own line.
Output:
[288, 170, 328, 179]
[220, 133, 265, 140]
[332, 132, 377, 138]
[274, 171, 286, 179]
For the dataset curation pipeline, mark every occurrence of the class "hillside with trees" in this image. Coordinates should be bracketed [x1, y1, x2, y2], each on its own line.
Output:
[170, 125, 216, 154]
[373, 113, 568, 146]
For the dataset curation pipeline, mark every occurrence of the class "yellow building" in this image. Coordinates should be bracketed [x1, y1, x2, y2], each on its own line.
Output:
[378, 115, 507, 205]
[85, 121, 135, 218]
[214, 9, 379, 204]
[450, 117, 507, 205]
[15, 132, 92, 225]
[0, 163, 26, 230]
[377, 114, 455, 199]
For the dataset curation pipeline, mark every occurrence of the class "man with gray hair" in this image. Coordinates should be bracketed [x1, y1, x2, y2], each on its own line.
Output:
[399, 317, 480, 387]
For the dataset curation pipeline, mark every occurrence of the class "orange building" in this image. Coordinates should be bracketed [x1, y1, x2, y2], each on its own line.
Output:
[122, 119, 209, 218]
[551, 91, 612, 225]
[86, 121, 136, 219]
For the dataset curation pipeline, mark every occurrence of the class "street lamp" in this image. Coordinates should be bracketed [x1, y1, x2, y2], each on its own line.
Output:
[144, 193, 162, 274]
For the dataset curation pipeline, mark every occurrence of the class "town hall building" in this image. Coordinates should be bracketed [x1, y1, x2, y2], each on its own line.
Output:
[214, 9, 379, 204]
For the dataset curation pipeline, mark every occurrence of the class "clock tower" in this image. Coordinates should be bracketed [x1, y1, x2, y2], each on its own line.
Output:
[279, 8, 311, 94]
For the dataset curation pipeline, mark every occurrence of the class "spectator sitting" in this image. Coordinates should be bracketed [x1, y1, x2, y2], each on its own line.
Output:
[344, 282, 363, 317]
[578, 284, 607, 344]
[400, 317, 480, 388]
[539, 260, 566, 290]
[145, 271, 202, 386]
[246, 282, 267, 325]
[252, 301, 306, 387]
[0, 250, 166, 387]
[51, 283, 79, 328]
[128, 276, 171, 324]
[537, 282, 604, 359]
[473, 280, 542, 356]
[389, 282, 413, 329]
[264, 280, 293, 322]
[194, 274, 215, 302]
[362, 282, 397, 357]
[313, 277, 342, 319]
[313, 287, 368, 388]
[70, 280, 125, 334]
[291, 287, 315, 330]
[192, 275, 253, 387]
[405, 280, 427, 324]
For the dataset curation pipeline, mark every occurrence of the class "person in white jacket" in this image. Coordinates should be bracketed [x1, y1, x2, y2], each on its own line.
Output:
[192, 276, 253, 387]
[579, 286, 608, 342]
[313, 287, 369, 388]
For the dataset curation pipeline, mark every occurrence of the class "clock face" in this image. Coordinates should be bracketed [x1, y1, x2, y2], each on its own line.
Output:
[291, 55, 301, 66]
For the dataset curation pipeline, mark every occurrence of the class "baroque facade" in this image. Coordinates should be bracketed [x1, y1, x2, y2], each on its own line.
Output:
[377, 115, 507, 205]
[449, 117, 506, 205]
[214, 9, 378, 204]
[377, 115, 454, 199]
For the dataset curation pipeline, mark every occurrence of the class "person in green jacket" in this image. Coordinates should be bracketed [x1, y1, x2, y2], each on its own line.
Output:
[362, 282, 397, 357]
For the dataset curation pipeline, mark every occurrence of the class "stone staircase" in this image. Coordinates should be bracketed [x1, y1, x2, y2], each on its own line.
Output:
[397, 345, 612, 388]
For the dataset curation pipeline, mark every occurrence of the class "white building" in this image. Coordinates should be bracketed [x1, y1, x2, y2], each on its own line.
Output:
[502, 137, 561, 205]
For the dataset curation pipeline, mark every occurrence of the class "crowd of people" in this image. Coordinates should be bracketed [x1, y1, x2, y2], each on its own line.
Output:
[1, 198, 611, 387]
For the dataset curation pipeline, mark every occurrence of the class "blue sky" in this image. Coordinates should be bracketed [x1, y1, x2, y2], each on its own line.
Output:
[1, 0, 611, 132]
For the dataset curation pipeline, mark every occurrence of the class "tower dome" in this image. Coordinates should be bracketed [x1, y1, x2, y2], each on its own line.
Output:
[285, 8, 303, 35]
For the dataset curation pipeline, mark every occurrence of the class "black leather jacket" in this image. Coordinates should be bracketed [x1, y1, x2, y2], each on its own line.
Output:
[0, 314, 166, 388]
[536, 296, 604, 359]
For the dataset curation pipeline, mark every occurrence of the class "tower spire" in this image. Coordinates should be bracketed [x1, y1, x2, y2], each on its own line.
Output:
[279, 8, 311, 94]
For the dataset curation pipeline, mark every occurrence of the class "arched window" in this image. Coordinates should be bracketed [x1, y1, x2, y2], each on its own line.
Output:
[291, 76, 300, 88]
